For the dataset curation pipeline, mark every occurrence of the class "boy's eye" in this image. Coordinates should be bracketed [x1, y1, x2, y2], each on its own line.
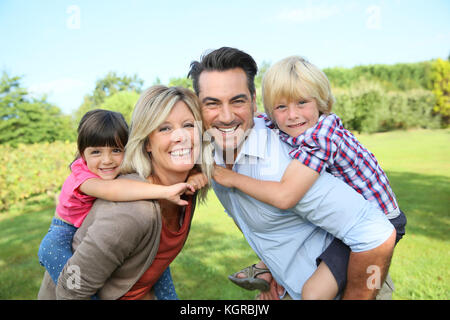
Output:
[275, 105, 287, 110]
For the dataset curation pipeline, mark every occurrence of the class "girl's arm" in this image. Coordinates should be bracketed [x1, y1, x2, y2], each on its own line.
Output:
[79, 178, 194, 206]
[213, 160, 319, 210]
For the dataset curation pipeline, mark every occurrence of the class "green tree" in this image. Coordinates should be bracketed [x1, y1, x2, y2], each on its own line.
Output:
[168, 77, 193, 90]
[430, 58, 450, 125]
[0, 72, 76, 146]
[74, 72, 144, 122]
[99, 90, 140, 124]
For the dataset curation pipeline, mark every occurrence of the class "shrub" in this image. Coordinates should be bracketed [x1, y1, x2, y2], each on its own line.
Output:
[0, 141, 76, 211]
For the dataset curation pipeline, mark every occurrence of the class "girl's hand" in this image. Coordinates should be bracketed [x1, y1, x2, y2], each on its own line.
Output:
[164, 183, 195, 206]
[213, 165, 236, 188]
[185, 172, 208, 196]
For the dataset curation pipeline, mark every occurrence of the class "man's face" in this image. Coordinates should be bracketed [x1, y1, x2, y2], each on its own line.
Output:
[198, 68, 256, 161]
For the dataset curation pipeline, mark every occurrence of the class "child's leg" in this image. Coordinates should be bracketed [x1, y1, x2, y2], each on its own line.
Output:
[301, 261, 339, 300]
[153, 266, 178, 300]
[38, 218, 77, 284]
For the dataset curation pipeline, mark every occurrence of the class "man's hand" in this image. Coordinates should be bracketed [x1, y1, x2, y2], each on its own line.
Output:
[258, 277, 285, 300]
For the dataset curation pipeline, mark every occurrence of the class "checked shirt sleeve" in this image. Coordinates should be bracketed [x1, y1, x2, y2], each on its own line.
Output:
[289, 115, 339, 174]
[257, 113, 277, 129]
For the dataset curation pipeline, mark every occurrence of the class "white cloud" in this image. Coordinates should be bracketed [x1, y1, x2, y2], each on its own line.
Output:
[275, 5, 340, 23]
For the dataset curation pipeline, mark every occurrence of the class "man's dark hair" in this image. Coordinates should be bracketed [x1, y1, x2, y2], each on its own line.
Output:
[188, 47, 258, 99]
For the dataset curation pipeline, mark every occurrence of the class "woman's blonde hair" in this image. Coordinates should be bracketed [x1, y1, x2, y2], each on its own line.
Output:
[262, 56, 335, 121]
[120, 85, 213, 202]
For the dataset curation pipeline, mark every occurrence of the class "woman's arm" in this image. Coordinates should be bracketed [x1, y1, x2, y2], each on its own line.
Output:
[79, 178, 194, 206]
[213, 160, 319, 210]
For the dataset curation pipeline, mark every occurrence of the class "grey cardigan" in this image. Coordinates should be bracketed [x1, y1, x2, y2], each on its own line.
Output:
[37, 173, 194, 300]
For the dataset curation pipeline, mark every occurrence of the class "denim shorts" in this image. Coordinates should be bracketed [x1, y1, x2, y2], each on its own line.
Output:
[316, 209, 407, 294]
[38, 218, 77, 285]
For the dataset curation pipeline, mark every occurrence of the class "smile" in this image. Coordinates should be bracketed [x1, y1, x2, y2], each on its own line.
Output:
[170, 148, 191, 157]
[287, 121, 307, 128]
[99, 167, 118, 173]
[216, 125, 239, 133]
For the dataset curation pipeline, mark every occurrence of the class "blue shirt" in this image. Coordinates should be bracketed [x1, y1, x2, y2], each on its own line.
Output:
[212, 117, 394, 299]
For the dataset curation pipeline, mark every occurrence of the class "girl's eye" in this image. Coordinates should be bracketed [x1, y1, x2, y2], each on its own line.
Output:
[112, 148, 123, 153]
[90, 150, 100, 155]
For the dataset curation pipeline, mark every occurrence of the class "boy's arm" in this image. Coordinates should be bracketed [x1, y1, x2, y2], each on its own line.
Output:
[79, 178, 194, 206]
[213, 160, 319, 210]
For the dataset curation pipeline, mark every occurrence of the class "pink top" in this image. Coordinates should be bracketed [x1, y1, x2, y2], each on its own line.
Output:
[56, 158, 99, 227]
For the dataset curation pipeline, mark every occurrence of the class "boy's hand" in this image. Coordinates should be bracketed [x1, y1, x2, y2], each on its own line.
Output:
[185, 172, 208, 196]
[164, 183, 195, 206]
[213, 165, 236, 188]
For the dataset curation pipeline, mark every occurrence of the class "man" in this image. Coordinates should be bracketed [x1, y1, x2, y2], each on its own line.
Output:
[188, 47, 396, 300]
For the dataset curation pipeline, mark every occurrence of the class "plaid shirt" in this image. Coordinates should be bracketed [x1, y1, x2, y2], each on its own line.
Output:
[257, 113, 398, 215]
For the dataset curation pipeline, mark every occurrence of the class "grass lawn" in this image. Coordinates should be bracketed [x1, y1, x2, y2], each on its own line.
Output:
[0, 129, 448, 299]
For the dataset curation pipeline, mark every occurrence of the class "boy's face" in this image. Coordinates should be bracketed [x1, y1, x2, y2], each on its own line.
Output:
[271, 97, 320, 137]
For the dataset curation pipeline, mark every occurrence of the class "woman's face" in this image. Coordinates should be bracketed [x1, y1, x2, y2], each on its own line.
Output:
[146, 101, 200, 178]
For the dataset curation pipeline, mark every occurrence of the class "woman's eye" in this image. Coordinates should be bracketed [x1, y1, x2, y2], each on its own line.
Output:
[298, 100, 307, 105]
[184, 122, 195, 128]
[159, 126, 171, 132]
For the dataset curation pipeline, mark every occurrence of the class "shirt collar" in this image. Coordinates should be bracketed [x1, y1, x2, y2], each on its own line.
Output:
[213, 117, 268, 166]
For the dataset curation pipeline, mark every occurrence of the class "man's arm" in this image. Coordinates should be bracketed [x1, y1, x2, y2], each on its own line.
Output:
[342, 229, 396, 299]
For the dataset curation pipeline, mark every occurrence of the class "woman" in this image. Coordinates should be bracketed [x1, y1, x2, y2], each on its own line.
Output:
[37, 85, 213, 299]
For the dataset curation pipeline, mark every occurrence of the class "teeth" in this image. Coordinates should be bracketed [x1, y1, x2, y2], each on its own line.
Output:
[171, 149, 191, 157]
[217, 126, 238, 133]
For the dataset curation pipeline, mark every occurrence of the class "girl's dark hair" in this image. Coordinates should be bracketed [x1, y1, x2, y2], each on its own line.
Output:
[76, 109, 129, 159]
[188, 47, 258, 99]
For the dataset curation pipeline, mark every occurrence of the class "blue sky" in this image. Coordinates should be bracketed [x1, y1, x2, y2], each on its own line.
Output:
[1, 0, 449, 114]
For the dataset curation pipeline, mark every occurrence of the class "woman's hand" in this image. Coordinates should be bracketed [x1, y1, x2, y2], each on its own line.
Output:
[185, 172, 208, 196]
[212, 165, 236, 188]
[164, 183, 195, 206]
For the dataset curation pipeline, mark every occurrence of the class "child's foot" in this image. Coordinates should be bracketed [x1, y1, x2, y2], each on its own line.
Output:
[228, 261, 271, 291]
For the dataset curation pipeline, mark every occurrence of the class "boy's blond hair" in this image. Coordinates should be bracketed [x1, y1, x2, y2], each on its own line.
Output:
[262, 56, 335, 121]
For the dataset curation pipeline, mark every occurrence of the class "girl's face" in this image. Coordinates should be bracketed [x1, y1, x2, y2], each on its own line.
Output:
[146, 101, 200, 179]
[83, 146, 124, 180]
[272, 97, 320, 137]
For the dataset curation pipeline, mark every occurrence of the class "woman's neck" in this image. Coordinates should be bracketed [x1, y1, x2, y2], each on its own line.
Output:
[149, 169, 188, 186]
